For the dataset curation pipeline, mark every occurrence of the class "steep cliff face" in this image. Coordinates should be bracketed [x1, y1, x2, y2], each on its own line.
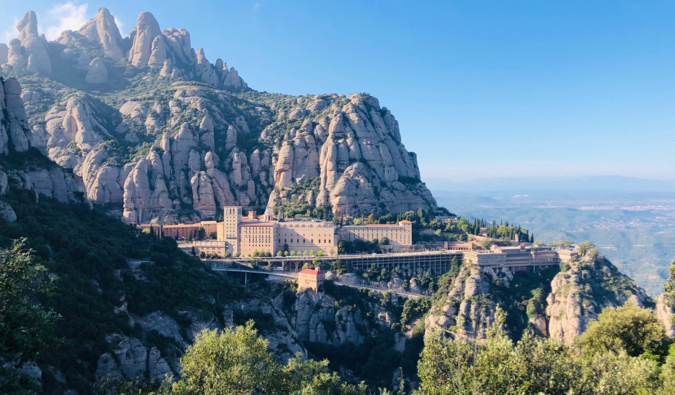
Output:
[286, 289, 395, 346]
[424, 252, 651, 345]
[546, 255, 649, 345]
[0, 77, 82, 203]
[655, 294, 675, 338]
[95, 298, 306, 384]
[1, 9, 436, 223]
[425, 265, 499, 340]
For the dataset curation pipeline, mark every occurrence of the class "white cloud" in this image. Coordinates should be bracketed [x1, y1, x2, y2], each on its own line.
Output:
[44, 2, 89, 40]
[2, 17, 19, 44]
[114, 16, 125, 37]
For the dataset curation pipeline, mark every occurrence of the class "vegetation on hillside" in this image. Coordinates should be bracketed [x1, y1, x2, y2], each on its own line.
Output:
[0, 190, 248, 393]
[417, 305, 675, 394]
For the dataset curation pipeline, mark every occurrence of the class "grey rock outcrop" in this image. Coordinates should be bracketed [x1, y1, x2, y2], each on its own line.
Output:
[128, 12, 162, 67]
[223, 66, 246, 88]
[0, 201, 17, 223]
[0, 43, 8, 64]
[546, 255, 648, 345]
[15, 11, 52, 73]
[78, 8, 125, 61]
[287, 289, 393, 348]
[0, 78, 31, 153]
[0, 79, 83, 200]
[425, 265, 496, 340]
[95, 335, 174, 382]
[656, 294, 675, 338]
[7, 39, 25, 68]
[85, 58, 108, 84]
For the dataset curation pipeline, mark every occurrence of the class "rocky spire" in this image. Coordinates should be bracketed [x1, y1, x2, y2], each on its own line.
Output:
[0, 78, 31, 154]
[0, 43, 8, 64]
[14, 11, 52, 73]
[16, 11, 39, 42]
[128, 12, 162, 67]
[78, 8, 125, 61]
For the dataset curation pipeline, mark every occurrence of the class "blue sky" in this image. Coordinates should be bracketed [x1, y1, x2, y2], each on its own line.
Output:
[2, 1, 674, 181]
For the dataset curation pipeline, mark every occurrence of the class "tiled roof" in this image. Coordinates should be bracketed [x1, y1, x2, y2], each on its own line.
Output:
[299, 269, 322, 275]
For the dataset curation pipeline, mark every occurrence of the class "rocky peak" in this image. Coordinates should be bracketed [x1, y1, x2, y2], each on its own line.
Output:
[78, 8, 125, 61]
[8, 11, 52, 74]
[16, 11, 39, 42]
[128, 12, 162, 67]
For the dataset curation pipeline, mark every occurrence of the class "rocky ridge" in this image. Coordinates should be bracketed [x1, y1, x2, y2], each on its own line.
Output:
[425, 250, 652, 345]
[0, 8, 436, 223]
[0, 77, 82, 206]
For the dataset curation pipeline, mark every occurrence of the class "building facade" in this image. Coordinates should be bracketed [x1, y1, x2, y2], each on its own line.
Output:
[338, 220, 413, 247]
[146, 206, 413, 258]
[298, 269, 325, 292]
[466, 245, 561, 271]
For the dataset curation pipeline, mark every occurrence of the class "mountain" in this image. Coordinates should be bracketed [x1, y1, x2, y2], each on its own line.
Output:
[0, 9, 436, 225]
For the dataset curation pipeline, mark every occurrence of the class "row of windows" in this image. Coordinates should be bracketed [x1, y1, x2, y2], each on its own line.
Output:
[279, 239, 332, 244]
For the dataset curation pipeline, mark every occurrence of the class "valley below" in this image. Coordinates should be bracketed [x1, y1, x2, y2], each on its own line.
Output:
[432, 182, 675, 296]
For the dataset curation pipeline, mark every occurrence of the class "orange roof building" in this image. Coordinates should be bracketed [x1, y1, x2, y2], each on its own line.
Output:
[298, 269, 325, 292]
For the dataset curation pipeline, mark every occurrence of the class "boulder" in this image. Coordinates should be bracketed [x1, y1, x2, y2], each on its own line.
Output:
[0, 43, 8, 64]
[85, 58, 108, 84]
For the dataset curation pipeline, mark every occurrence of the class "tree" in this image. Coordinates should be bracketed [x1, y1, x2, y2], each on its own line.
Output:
[416, 308, 661, 395]
[576, 302, 665, 357]
[663, 260, 675, 307]
[0, 239, 59, 364]
[168, 321, 367, 395]
[172, 321, 285, 394]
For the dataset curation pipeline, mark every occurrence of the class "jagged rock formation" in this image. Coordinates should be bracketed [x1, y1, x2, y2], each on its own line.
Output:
[656, 294, 675, 338]
[95, 296, 306, 384]
[546, 254, 649, 345]
[15, 12, 52, 74]
[425, 265, 498, 340]
[282, 288, 398, 347]
[0, 78, 83, 202]
[78, 8, 125, 61]
[424, 250, 652, 345]
[1, 8, 435, 223]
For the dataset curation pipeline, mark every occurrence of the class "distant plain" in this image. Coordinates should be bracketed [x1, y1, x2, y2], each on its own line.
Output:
[429, 176, 675, 296]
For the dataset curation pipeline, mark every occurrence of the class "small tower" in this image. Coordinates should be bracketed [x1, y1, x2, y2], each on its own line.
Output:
[263, 207, 274, 222]
[298, 269, 325, 292]
[223, 206, 242, 255]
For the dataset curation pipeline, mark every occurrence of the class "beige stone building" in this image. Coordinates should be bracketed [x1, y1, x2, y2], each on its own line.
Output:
[152, 206, 413, 258]
[465, 245, 561, 271]
[179, 240, 228, 257]
[240, 222, 276, 257]
[277, 221, 336, 255]
[297, 269, 325, 292]
[338, 220, 413, 247]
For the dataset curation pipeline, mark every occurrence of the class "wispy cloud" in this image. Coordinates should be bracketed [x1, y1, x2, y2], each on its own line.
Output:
[114, 16, 125, 37]
[44, 2, 89, 40]
[2, 17, 19, 44]
[254, 2, 261, 10]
